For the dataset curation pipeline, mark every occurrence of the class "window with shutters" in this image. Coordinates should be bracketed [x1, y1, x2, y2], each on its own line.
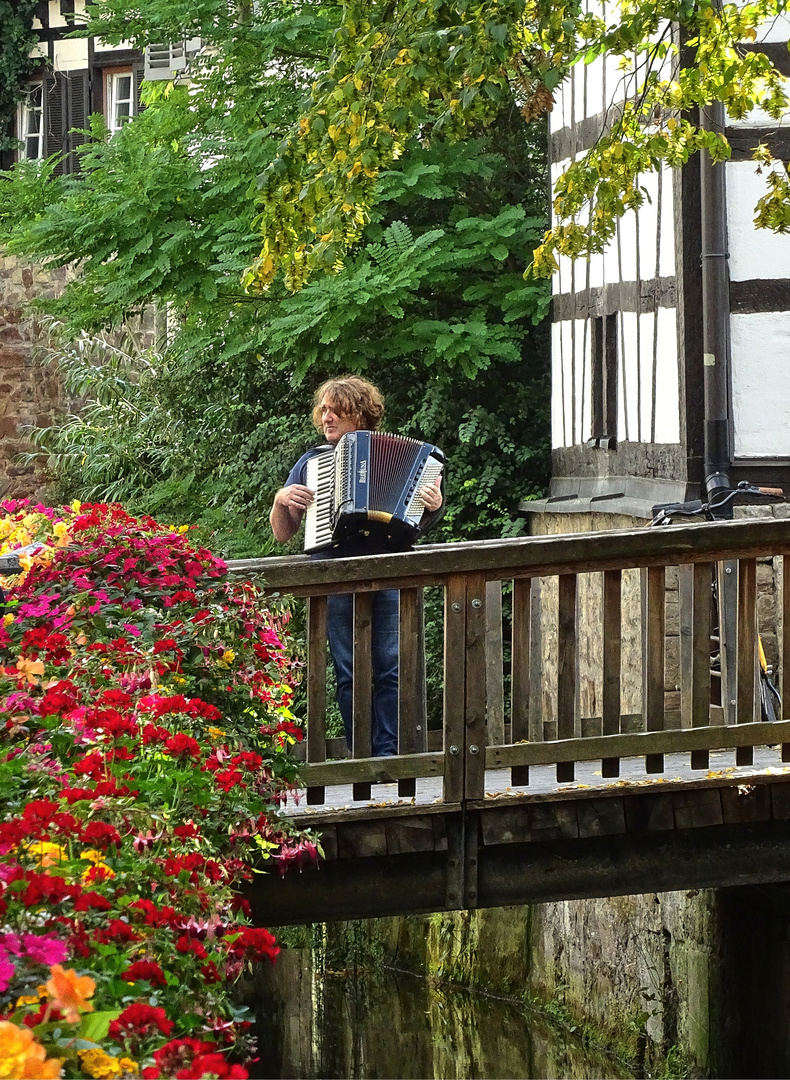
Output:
[18, 83, 44, 160]
[106, 70, 135, 134]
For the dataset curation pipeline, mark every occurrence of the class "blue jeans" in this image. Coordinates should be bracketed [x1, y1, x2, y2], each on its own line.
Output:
[327, 590, 399, 757]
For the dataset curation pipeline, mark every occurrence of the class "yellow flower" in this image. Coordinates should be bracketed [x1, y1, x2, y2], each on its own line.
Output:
[70, 500, 82, 512]
[0, 1020, 61, 1079]
[25, 841, 66, 868]
[3, 613, 13, 626]
[78, 1048, 130, 1079]
[207, 726, 227, 740]
[221, 649, 235, 665]
[79, 850, 115, 881]
[120, 1060, 139, 1077]
[45, 965, 95, 1024]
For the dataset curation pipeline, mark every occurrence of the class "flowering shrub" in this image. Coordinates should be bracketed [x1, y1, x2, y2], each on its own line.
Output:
[0, 501, 316, 1079]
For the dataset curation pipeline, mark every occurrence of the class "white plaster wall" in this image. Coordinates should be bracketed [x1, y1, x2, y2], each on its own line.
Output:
[551, 322, 566, 448]
[651, 308, 681, 443]
[577, 317, 593, 443]
[53, 38, 90, 70]
[731, 312, 790, 457]
[659, 168, 676, 278]
[727, 159, 790, 281]
[619, 311, 639, 441]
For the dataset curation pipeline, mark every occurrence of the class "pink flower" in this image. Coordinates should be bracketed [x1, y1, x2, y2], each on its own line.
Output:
[0, 953, 15, 992]
[21, 933, 68, 965]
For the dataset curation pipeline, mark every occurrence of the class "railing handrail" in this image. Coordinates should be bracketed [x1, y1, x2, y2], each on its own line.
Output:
[226, 517, 790, 594]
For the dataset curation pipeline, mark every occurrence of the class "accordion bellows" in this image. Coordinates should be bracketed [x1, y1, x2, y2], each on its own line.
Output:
[304, 430, 445, 553]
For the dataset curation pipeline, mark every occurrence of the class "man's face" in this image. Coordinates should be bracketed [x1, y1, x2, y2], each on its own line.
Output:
[320, 396, 361, 445]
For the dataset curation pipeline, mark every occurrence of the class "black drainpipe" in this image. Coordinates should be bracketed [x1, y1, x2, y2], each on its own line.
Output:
[699, 97, 732, 509]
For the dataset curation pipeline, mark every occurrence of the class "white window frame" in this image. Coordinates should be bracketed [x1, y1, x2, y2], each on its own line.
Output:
[18, 82, 44, 160]
[106, 69, 135, 135]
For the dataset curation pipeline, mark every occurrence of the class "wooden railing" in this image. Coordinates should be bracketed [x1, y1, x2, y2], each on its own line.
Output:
[227, 517, 790, 809]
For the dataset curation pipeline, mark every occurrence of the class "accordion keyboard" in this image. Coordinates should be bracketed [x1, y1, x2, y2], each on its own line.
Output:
[304, 449, 335, 552]
[405, 457, 444, 525]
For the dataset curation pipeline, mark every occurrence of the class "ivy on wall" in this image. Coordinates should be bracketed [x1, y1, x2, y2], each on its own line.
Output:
[0, 0, 41, 152]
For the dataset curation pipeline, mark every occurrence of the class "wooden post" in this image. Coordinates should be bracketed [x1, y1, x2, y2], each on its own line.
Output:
[443, 574, 467, 805]
[465, 572, 487, 802]
[306, 595, 328, 805]
[485, 580, 505, 746]
[352, 591, 373, 800]
[557, 574, 577, 782]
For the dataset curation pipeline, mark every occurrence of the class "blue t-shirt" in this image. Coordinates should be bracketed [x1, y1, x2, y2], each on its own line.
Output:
[285, 446, 392, 559]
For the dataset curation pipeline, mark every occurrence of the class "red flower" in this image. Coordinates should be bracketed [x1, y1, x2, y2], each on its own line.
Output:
[164, 734, 201, 760]
[226, 927, 279, 962]
[151, 1038, 216, 1075]
[73, 891, 112, 912]
[122, 960, 167, 988]
[80, 821, 122, 848]
[109, 1002, 173, 1043]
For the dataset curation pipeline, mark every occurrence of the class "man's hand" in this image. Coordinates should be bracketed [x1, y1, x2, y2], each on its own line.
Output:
[420, 477, 443, 513]
[275, 484, 315, 513]
[270, 484, 315, 543]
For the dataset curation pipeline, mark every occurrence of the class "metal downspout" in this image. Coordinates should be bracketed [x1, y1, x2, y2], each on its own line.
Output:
[700, 98, 732, 503]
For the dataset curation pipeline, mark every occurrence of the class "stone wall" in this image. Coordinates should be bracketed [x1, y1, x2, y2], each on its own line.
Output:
[0, 251, 73, 500]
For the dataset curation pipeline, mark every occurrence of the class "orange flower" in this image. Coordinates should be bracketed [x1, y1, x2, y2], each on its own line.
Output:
[14, 658, 45, 686]
[45, 965, 95, 1023]
[0, 1020, 61, 1079]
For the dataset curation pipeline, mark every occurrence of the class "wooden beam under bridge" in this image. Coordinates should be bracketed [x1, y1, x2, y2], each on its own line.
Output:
[246, 773, 790, 925]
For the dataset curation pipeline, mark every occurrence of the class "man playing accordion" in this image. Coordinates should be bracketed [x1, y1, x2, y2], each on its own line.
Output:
[270, 376, 443, 758]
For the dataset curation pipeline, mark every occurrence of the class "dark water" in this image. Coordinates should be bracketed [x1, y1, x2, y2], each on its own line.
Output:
[255, 950, 636, 1080]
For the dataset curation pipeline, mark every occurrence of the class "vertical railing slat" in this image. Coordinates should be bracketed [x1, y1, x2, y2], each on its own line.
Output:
[511, 577, 531, 744]
[306, 595, 327, 805]
[485, 580, 505, 746]
[397, 588, 421, 797]
[352, 591, 373, 799]
[398, 588, 420, 755]
[642, 565, 666, 774]
[737, 558, 757, 725]
[679, 563, 712, 731]
[602, 569, 622, 736]
[465, 573, 487, 801]
[557, 574, 577, 782]
[643, 566, 665, 732]
[601, 569, 622, 778]
[443, 574, 467, 804]
[528, 578, 543, 744]
[679, 562, 712, 769]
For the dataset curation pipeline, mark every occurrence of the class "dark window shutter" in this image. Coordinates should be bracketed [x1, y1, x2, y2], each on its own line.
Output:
[133, 62, 146, 116]
[44, 72, 67, 174]
[66, 69, 90, 171]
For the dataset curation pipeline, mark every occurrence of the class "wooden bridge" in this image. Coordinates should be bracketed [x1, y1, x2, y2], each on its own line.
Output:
[232, 517, 790, 924]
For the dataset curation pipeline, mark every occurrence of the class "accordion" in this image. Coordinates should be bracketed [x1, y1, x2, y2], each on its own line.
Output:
[304, 431, 445, 554]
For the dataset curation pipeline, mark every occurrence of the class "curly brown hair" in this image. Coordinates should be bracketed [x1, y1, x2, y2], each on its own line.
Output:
[312, 376, 385, 433]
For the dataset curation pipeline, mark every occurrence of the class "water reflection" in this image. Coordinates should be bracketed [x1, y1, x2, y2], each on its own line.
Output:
[255, 949, 636, 1080]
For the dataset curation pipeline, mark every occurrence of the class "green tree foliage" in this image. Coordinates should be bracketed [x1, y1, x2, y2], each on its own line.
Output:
[242, 0, 790, 289]
[0, 0, 550, 554]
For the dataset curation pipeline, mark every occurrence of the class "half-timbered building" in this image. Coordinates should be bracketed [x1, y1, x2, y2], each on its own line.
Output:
[524, 8, 790, 526]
